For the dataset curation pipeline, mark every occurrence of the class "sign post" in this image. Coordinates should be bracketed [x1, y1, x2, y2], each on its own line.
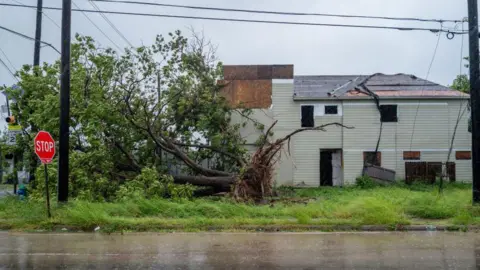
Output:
[34, 131, 55, 218]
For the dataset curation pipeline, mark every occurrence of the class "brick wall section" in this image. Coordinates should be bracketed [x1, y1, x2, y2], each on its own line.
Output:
[220, 65, 293, 108]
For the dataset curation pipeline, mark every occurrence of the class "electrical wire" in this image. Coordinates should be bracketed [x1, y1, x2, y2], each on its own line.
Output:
[0, 46, 16, 72]
[0, 3, 467, 35]
[0, 25, 60, 54]
[10, 0, 61, 29]
[0, 56, 19, 81]
[408, 29, 443, 151]
[91, 0, 465, 23]
[446, 22, 469, 167]
[89, 1, 133, 47]
[72, 0, 123, 51]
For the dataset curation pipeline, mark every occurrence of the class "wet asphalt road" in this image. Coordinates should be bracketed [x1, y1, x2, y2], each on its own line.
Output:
[1, 231, 479, 269]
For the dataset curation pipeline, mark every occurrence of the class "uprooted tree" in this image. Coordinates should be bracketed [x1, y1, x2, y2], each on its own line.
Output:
[2, 30, 350, 202]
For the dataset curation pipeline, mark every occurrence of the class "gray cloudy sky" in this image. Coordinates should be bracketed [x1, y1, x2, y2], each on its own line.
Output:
[0, 0, 473, 90]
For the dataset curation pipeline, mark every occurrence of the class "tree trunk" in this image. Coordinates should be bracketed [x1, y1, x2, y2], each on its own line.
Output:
[173, 175, 235, 191]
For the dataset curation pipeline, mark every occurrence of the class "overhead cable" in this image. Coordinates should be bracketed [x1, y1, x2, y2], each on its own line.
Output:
[91, 0, 465, 23]
[0, 46, 16, 71]
[72, 0, 123, 51]
[0, 3, 467, 35]
[409, 31, 443, 150]
[0, 56, 19, 81]
[89, 1, 133, 47]
[10, 0, 61, 29]
[0, 25, 60, 54]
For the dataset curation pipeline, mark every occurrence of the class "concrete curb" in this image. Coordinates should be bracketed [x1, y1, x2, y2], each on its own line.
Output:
[32, 224, 480, 233]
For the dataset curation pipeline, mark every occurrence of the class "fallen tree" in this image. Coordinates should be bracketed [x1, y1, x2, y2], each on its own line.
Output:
[4, 30, 353, 202]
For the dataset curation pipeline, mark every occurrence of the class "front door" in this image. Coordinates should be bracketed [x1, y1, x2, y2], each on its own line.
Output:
[331, 150, 343, 186]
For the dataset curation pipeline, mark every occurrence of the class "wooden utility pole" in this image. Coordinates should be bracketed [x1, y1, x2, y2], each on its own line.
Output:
[58, 0, 71, 202]
[33, 0, 43, 66]
[468, 0, 480, 203]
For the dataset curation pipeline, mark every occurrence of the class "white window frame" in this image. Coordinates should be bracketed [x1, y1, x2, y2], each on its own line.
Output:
[314, 104, 343, 116]
[300, 103, 343, 118]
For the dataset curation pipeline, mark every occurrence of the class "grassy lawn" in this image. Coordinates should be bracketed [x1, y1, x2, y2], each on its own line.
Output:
[0, 183, 478, 232]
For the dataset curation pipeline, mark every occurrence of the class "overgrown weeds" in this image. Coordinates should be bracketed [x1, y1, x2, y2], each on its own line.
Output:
[1, 183, 480, 231]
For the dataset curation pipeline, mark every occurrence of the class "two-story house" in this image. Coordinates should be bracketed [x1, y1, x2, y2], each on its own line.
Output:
[221, 64, 471, 186]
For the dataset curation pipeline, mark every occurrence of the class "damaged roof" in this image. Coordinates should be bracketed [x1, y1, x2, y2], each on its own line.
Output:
[293, 73, 468, 99]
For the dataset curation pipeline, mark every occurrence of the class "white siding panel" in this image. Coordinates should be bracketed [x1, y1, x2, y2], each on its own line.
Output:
[456, 161, 472, 182]
[343, 151, 363, 185]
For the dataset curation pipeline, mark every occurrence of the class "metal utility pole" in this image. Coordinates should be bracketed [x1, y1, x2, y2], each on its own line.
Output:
[58, 0, 71, 202]
[468, 0, 480, 203]
[33, 0, 43, 66]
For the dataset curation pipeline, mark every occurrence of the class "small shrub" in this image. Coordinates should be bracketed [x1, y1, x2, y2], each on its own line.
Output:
[356, 175, 377, 189]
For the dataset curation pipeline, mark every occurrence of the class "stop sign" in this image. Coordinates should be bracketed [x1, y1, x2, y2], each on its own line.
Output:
[34, 131, 56, 164]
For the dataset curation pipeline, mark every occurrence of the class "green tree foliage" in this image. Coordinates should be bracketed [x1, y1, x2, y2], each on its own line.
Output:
[2, 30, 252, 201]
[451, 74, 469, 93]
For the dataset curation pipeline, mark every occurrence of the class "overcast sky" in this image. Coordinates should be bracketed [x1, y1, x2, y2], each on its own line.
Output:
[0, 0, 473, 91]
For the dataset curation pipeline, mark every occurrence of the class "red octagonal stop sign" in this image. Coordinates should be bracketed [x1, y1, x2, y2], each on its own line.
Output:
[34, 131, 56, 164]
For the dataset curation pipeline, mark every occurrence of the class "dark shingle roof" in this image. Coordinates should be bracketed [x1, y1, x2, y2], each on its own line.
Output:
[293, 73, 463, 99]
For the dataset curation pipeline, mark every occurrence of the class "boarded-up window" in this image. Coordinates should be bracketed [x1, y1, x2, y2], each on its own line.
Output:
[456, 151, 471, 160]
[363, 151, 381, 166]
[380, 105, 398, 122]
[301, 105, 314, 127]
[447, 162, 456, 182]
[405, 162, 427, 184]
[405, 161, 456, 184]
[403, 151, 421, 160]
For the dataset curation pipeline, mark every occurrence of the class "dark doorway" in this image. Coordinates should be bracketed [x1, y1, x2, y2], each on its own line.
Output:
[320, 150, 333, 186]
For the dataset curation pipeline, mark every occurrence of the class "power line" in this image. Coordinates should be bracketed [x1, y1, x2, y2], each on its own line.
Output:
[0, 3, 467, 35]
[0, 25, 60, 54]
[91, 0, 465, 24]
[10, 0, 61, 29]
[0, 56, 19, 81]
[89, 1, 133, 47]
[446, 23, 469, 166]
[0, 46, 16, 72]
[72, 0, 123, 51]
[409, 29, 443, 150]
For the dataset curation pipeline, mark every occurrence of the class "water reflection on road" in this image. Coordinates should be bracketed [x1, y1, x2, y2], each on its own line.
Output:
[1, 231, 479, 269]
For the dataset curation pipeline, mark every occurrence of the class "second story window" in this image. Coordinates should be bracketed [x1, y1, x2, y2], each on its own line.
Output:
[324, 105, 338, 115]
[380, 105, 398, 122]
[301, 105, 314, 127]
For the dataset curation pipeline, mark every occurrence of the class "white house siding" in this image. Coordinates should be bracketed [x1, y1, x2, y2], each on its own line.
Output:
[342, 99, 471, 184]
[235, 83, 471, 186]
[231, 81, 298, 186]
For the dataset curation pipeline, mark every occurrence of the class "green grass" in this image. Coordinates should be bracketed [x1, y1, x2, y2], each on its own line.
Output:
[0, 182, 479, 232]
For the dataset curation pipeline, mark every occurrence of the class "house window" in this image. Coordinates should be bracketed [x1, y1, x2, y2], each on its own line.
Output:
[363, 151, 381, 166]
[403, 151, 421, 160]
[324, 105, 338, 115]
[456, 151, 471, 160]
[301, 105, 314, 127]
[380, 105, 398, 122]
